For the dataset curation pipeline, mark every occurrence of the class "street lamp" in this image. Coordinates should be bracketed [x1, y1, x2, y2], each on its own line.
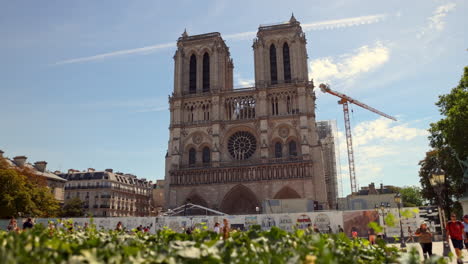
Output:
[394, 193, 406, 248]
[429, 168, 450, 257]
[375, 202, 391, 239]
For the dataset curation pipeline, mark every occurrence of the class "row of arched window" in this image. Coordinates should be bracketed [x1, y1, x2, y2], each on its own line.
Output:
[188, 147, 211, 165]
[274, 140, 297, 158]
[189, 53, 210, 93]
[270, 43, 292, 84]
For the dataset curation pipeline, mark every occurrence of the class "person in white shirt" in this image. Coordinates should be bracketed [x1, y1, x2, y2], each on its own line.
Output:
[463, 215, 468, 252]
[213, 222, 220, 234]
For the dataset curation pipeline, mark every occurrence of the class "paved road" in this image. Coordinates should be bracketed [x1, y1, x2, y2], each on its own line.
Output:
[391, 242, 468, 263]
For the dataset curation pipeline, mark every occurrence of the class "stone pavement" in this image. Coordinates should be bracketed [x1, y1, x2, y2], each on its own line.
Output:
[391, 242, 468, 263]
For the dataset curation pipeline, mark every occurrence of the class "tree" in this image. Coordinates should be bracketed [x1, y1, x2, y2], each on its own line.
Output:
[399, 186, 424, 207]
[0, 169, 35, 218]
[62, 197, 85, 217]
[429, 66, 468, 159]
[419, 66, 468, 217]
[419, 149, 462, 217]
[0, 157, 61, 218]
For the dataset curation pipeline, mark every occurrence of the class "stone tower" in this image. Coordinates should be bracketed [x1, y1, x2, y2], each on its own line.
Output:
[165, 15, 329, 214]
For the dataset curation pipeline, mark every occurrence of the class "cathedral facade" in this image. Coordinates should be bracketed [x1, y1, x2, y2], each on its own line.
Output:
[165, 16, 330, 214]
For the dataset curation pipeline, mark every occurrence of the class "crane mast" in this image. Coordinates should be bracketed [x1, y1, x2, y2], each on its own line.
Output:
[319, 83, 396, 194]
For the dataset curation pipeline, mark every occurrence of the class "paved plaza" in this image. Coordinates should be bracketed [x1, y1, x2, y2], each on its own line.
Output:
[392, 242, 468, 263]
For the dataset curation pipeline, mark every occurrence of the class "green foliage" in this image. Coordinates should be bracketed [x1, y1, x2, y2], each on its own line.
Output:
[420, 66, 468, 217]
[0, 157, 61, 218]
[429, 66, 468, 159]
[61, 197, 85, 217]
[399, 186, 424, 207]
[401, 209, 418, 219]
[385, 213, 397, 228]
[367, 221, 383, 234]
[0, 169, 34, 218]
[0, 223, 447, 264]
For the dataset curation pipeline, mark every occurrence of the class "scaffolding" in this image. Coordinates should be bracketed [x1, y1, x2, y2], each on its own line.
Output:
[316, 120, 339, 209]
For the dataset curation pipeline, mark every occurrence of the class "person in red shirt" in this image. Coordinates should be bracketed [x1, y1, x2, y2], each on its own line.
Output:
[446, 213, 465, 264]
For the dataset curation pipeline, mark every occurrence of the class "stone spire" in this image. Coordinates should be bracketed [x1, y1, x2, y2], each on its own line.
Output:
[181, 28, 188, 38]
[289, 13, 297, 23]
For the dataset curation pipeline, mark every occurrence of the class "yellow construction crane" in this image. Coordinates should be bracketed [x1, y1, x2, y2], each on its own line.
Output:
[319, 83, 397, 194]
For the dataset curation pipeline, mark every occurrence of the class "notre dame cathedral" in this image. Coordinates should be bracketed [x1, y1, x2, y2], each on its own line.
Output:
[165, 15, 337, 214]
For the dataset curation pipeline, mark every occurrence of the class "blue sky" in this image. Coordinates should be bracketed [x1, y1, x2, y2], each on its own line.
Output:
[1, 0, 466, 196]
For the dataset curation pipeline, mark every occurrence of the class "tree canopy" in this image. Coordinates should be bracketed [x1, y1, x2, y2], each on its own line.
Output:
[0, 157, 60, 218]
[62, 197, 85, 217]
[398, 186, 424, 207]
[419, 66, 468, 217]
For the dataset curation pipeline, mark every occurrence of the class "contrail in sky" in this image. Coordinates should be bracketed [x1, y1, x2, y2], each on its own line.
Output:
[54, 14, 388, 65]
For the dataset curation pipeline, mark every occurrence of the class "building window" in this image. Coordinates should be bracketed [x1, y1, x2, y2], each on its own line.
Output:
[202, 147, 211, 164]
[289, 141, 297, 156]
[275, 142, 282, 158]
[202, 53, 210, 92]
[189, 148, 196, 165]
[283, 43, 291, 82]
[270, 44, 277, 84]
[271, 97, 279, 115]
[189, 54, 197, 94]
[286, 96, 291, 114]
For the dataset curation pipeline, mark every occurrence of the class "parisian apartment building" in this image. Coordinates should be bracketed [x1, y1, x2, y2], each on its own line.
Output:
[58, 169, 153, 217]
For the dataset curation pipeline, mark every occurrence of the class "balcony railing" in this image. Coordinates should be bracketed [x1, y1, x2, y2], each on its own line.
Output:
[171, 157, 312, 186]
[179, 155, 304, 169]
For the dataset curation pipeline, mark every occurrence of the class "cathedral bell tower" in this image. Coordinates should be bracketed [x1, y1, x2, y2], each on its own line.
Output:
[173, 31, 233, 96]
[253, 14, 309, 87]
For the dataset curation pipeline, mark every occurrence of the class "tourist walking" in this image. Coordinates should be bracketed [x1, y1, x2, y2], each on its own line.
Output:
[222, 219, 230, 240]
[368, 227, 376, 245]
[214, 222, 220, 234]
[22, 218, 34, 229]
[446, 213, 465, 264]
[337, 225, 344, 233]
[463, 215, 468, 252]
[351, 227, 358, 239]
[115, 221, 123, 231]
[7, 218, 20, 232]
[406, 226, 414, 243]
[415, 222, 432, 259]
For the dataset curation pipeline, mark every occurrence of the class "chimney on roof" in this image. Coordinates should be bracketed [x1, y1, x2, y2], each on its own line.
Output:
[34, 161, 47, 172]
[0, 150, 4, 158]
[368, 182, 377, 195]
[13, 156, 27, 167]
[88, 168, 95, 172]
[105, 168, 113, 173]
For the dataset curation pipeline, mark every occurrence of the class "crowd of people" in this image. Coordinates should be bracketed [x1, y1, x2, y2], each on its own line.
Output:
[6, 217, 34, 232]
[4, 213, 468, 261]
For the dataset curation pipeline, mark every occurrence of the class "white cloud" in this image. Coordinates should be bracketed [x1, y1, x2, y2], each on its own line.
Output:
[417, 2, 456, 38]
[309, 42, 390, 85]
[54, 14, 388, 65]
[335, 117, 429, 195]
[352, 117, 428, 146]
[234, 74, 255, 88]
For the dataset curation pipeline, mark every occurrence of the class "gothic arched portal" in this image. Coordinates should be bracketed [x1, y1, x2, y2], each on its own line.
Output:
[274, 186, 301, 199]
[220, 184, 260, 214]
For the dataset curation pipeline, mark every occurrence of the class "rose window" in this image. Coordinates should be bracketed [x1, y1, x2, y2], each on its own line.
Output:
[228, 131, 257, 160]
